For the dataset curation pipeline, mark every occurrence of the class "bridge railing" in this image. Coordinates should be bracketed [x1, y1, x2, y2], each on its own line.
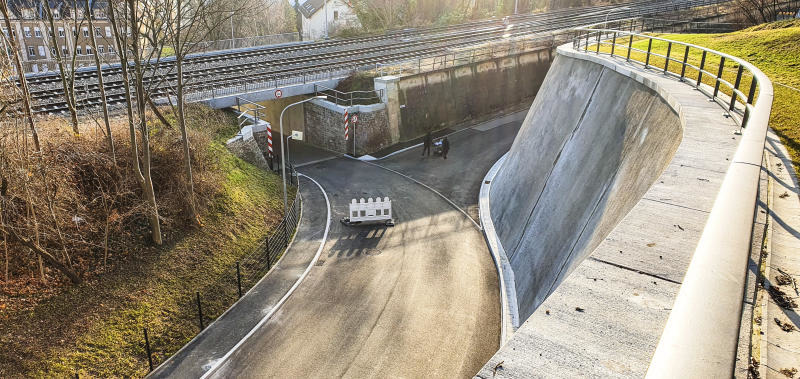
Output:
[571, 22, 773, 377]
[313, 84, 383, 106]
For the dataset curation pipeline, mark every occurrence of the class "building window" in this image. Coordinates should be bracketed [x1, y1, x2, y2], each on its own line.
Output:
[76, 46, 82, 55]
[22, 9, 34, 19]
[53, 9, 60, 19]
[95, 27, 101, 37]
[94, 9, 106, 19]
[62, 46, 68, 56]
[105, 27, 111, 37]
[50, 47, 56, 55]
[86, 46, 92, 55]
[28, 46, 35, 56]
[23, 27, 31, 37]
[108, 45, 114, 54]
[34, 27, 41, 38]
[98, 45, 104, 54]
[72, 27, 76, 37]
[2, 28, 7, 37]
[58, 27, 65, 37]
[38, 46, 46, 56]
[82, 27, 89, 38]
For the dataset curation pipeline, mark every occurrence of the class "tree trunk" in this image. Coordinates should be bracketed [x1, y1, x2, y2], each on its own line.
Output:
[1, 0, 40, 152]
[85, 0, 116, 164]
[129, 0, 162, 245]
[2, 228, 81, 284]
[175, 0, 200, 225]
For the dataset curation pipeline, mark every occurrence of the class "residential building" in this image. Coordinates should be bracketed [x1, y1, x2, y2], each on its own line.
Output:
[2, 0, 118, 74]
[289, 0, 360, 40]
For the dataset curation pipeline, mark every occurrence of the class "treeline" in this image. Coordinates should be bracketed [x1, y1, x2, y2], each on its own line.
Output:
[0, 0, 255, 285]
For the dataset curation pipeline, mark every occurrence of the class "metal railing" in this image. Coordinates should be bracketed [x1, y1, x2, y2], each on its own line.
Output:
[572, 18, 765, 131]
[569, 20, 773, 377]
[313, 84, 383, 106]
[188, 33, 300, 56]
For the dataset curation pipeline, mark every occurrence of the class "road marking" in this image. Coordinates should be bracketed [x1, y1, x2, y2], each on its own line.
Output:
[200, 174, 332, 378]
[353, 158, 482, 231]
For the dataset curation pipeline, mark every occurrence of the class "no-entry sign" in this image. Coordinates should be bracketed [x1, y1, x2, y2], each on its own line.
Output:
[274, 89, 283, 99]
[351, 114, 359, 124]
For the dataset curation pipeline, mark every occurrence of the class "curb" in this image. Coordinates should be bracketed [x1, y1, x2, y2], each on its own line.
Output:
[478, 153, 520, 345]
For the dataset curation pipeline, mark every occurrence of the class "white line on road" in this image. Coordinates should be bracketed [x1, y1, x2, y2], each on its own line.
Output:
[200, 174, 332, 379]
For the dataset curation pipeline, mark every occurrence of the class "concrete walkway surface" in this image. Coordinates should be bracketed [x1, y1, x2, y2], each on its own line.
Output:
[148, 176, 330, 378]
[757, 130, 800, 378]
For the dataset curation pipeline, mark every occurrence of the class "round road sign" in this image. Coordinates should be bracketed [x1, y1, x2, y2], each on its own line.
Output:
[274, 89, 283, 99]
[351, 114, 359, 123]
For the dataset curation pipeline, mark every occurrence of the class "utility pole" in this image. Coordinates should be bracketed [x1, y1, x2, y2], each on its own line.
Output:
[514, 0, 519, 14]
[324, 0, 329, 39]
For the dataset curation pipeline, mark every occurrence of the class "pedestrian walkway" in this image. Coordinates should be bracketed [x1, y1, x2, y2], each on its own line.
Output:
[148, 176, 330, 378]
[756, 130, 800, 378]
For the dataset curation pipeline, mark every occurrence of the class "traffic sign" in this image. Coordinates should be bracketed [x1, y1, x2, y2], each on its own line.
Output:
[274, 89, 283, 99]
[351, 114, 359, 124]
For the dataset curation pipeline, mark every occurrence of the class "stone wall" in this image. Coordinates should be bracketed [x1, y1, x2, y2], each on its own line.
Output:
[303, 100, 392, 155]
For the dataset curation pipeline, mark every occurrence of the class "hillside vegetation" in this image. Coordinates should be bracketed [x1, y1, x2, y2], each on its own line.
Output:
[0, 105, 288, 377]
[658, 20, 800, 171]
[600, 20, 800, 171]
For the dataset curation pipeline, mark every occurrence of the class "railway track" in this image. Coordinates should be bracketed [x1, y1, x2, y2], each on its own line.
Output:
[25, 0, 730, 115]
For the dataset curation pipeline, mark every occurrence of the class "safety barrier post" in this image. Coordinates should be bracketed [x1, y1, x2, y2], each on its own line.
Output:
[713, 56, 725, 98]
[595, 31, 601, 54]
[645, 38, 653, 68]
[680, 45, 689, 79]
[729, 65, 744, 111]
[697, 50, 707, 87]
[610, 32, 617, 57]
[196, 292, 204, 330]
[143, 328, 154, 372]
[627, 34, 633, 61]
[664, 42, 672, 74]
[236, 261, 242, 298]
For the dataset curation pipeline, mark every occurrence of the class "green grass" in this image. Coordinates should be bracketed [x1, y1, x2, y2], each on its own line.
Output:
[591, 20, 800, 170]
[0, 107, 291, 378]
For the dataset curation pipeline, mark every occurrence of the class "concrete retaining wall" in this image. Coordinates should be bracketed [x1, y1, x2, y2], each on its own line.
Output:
[489, 53, 683, 321]
[395, 49, 552, 141]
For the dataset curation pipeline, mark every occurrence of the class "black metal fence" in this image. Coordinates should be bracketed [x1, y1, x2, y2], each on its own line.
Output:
[73, 168, 304, 378]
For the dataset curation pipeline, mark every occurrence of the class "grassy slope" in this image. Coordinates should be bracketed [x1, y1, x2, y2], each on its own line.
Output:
[613, 20, 800, 170]
[0, 109, 287, 378]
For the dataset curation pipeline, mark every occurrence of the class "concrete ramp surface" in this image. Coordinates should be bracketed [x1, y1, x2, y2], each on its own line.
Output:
[490, 54, 683, 321]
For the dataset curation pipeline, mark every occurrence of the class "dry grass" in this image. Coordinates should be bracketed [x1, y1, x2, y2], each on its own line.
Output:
[0, 104, 288, 377]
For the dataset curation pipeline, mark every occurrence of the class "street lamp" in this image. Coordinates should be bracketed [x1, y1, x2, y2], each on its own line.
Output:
[279, 95, 327, 215]
[229, 12, 235, 47]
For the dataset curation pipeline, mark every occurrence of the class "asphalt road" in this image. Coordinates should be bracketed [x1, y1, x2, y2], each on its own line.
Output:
[379, 118, 524, 221]
[210, 157, 500, 378]
[149, 176, 329, 378]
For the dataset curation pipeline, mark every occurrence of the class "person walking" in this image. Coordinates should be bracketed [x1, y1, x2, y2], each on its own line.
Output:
[442, 136, 450, 160]
[422, 131, 432, 157]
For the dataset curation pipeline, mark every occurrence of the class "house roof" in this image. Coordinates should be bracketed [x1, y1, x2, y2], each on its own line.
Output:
[288, 0, 352, 19]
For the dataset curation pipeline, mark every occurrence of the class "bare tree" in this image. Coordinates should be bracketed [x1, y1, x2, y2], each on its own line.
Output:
[0, 0, 41, 151]
[83, 0, 116, 163]
[42, 1, 81, 135]
[108, 0, 163, 245]
[734, 0, 780, 24]
[160, 0, 244, 225]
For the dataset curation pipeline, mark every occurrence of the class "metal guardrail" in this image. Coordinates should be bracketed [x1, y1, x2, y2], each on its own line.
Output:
[571, 20, 773, 377]
[573, 18, 763, 131]
[313, 84, 383, 106]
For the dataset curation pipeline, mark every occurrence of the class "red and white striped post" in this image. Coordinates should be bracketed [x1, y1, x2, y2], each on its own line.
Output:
[344, 109, 350, 141]
[267, 122, 273, 159]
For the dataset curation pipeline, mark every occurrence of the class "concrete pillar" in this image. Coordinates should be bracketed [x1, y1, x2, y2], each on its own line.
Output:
[374, 75, 401, 144]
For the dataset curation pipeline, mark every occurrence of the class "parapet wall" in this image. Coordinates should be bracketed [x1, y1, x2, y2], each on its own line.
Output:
[489, 53, 683, 321]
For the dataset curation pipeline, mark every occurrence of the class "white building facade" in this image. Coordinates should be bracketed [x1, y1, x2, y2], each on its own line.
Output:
[290, 0, 360, 40]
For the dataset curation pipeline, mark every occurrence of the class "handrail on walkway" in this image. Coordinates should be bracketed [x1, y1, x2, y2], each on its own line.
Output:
[569, 21, 774, 377]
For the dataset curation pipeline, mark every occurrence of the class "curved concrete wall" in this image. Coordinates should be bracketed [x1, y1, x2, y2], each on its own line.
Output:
[490, 54, 683, 321]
